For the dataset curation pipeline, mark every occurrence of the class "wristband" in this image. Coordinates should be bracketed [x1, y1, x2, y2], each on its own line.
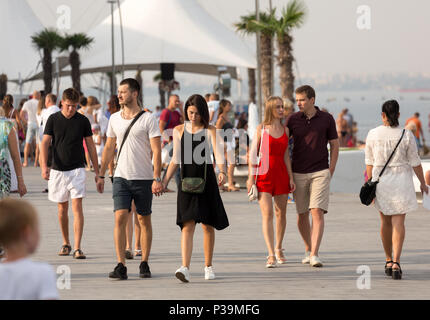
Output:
[98, 176, 105, 179]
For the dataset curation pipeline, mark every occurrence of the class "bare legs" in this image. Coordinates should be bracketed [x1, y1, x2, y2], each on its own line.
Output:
[297, 208, 325, 257]
[258, 192, 288, 264]
[180, 220, 215, 268]
[380, 212, 406, 270]
[57, 198, 84, 250]
[114, 209, 151, 264]
[125, 203, 141, 254]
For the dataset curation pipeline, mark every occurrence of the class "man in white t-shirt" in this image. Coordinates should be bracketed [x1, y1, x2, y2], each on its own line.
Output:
[39, 94, 60, 144]
[97, 78, 163, 280]
[208, 93, 220, 125]
[20, 90, 41, 167]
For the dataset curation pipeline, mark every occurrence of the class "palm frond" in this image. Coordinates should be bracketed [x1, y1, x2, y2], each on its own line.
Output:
[279, 0, 307, 33]
[31, 28, 62, 51]
[60, 33, 94, 51]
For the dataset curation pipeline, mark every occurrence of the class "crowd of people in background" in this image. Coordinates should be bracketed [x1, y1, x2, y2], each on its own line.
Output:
[1, 82, 430, 299]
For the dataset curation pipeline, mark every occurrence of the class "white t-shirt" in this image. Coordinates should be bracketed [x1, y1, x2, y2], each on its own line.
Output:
[107, 110, 161, 180]
[39, 105, 60, 141]
[208, 100, 220, 125]
[0, 258, 59, 300]
[22, 99, 39, 124]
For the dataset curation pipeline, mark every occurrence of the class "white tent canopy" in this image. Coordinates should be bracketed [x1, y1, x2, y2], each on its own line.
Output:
[26, 0, 121, 34]
[63, 0, 256, 79]
[0, 0, 44, 82]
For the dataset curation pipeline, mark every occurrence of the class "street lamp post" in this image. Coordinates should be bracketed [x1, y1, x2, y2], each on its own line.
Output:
[108, 0, 116, 96]
[255, 0, 263, 121]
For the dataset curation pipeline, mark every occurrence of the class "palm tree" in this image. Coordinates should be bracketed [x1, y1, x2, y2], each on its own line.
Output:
[31, 28, 62, 93]
[235, 11, 276, 104]
[248, 68, 256, 104]
[60, 33, 94, 93]
[274, 1, 307, 102]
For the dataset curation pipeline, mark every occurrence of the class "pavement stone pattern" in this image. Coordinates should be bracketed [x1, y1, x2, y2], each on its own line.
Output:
[10, 167, 430, 300]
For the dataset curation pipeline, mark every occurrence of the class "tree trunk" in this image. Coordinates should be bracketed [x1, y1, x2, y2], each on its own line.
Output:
[43, 48, 53, 94]
[158, 82, 166, 108]
[247, 68, 256, 104]
[70, 49, 81, 93]
[277, 33, 295, 102]
[260, 33, 273, 104]
[0, 74, 7, 98]
[107, 72, 117, 97]
[135, 69, 143, 106]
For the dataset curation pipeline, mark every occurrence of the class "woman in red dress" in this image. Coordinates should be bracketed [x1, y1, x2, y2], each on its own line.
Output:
[247, 96, 296, 268]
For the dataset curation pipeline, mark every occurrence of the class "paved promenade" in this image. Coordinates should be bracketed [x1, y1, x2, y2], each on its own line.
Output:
[14, 166, 430, 300]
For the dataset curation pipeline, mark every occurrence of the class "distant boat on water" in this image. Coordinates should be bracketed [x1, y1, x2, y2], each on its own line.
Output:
[419, 96, 430, 101]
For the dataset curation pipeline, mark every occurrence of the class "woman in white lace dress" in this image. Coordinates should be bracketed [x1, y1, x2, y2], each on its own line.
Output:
[365, 100, 428, 280]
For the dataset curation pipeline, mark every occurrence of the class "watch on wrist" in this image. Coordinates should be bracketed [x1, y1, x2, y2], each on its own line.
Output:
[154, 177, 161, 182]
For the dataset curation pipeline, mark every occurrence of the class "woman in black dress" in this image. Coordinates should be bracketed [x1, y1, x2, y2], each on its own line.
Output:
[162, 94, 229, 282]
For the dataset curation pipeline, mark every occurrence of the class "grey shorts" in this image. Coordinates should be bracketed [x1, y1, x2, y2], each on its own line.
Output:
[112, 177, 153, 215]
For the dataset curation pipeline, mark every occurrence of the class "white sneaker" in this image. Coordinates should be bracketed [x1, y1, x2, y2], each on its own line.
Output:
[204, 266, 216, 280]
[310, 255, 323, 267]
[301, 251, 311, 264]
[175, 266, 190, 282]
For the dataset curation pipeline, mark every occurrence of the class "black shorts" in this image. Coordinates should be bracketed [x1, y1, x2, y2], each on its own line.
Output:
[112, 177, 153, 215]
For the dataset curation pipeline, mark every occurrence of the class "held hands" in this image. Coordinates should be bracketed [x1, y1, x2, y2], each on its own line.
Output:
[152, 181, 164, 197]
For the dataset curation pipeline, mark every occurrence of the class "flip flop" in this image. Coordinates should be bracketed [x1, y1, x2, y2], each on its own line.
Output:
[58, 244, 72, 256]
[73, 249, 86, 259]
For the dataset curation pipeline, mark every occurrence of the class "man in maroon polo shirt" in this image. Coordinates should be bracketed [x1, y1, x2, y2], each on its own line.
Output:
[286, 85, 339, 268]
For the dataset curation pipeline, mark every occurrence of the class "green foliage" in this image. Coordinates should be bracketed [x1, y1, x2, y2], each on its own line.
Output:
[31, 28, 62, 51]
[234, 0, 307, 37]
[60, 33, 94, 52]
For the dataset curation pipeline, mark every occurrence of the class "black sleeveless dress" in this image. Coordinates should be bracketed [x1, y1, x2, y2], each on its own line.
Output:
[177, 128, 229, 230]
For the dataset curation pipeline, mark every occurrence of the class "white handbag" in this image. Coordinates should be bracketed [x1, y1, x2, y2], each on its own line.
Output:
[248, 126, 264, 201]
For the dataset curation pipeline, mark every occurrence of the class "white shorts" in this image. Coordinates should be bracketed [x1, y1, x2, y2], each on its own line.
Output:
[48, 168, 86, 203]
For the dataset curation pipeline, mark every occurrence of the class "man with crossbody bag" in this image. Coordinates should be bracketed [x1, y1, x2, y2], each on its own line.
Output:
[97, 78, 163, 280]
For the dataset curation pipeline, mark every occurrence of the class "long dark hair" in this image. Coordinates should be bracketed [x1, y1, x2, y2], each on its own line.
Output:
[382, 100, 400, 127]
[184, 94, 209, 128]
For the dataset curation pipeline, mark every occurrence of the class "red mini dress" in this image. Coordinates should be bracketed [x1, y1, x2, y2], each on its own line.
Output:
[255, 129, 291, 196]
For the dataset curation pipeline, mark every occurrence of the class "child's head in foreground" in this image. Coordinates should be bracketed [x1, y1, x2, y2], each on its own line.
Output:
[0, 198, 40, 257]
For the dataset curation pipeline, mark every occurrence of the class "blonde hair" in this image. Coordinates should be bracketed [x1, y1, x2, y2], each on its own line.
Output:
[37, 95, 46, 116]
[0, 199, 38, 247]
[263, 96, 283, 125]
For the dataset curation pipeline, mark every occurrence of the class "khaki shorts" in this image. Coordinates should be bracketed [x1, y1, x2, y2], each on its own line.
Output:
[293, 169, 331, 214]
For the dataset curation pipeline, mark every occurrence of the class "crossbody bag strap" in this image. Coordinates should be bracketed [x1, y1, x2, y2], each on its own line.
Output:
[115, 110, 145, 166]
[255, 125, 265, 183]
[180, 127, 208, 181]
[377, 129, 405, 181]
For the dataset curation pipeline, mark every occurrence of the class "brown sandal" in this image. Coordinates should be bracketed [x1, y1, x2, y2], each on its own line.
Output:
[58, 245, 72, 256]
[73, 249, 86, 259]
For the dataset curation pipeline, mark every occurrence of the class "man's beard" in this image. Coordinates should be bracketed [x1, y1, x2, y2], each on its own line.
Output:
[120, 96, 133, 107]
